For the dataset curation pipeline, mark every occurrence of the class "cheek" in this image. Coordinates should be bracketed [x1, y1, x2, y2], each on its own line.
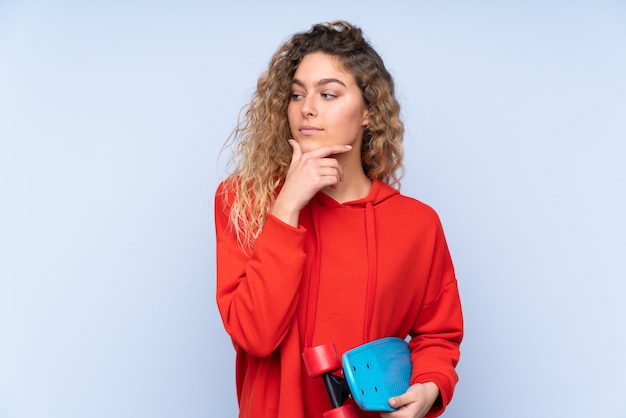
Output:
[333, 107, 365, 133]
[287, 105, 298, 132]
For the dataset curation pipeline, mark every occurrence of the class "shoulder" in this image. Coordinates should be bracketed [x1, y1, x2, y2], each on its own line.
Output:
[214, 178, 239, 217]
[380, 188, 442, 225]
[215, 177, 241, 203]
[397, 193, 439, 217]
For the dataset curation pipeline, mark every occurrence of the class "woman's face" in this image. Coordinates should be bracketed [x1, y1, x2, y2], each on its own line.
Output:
[288, 52, 369, 153]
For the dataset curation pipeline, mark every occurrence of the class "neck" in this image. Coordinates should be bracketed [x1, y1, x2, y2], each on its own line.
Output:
[322, 142, 371, 203]
[323, 171, 372, 203]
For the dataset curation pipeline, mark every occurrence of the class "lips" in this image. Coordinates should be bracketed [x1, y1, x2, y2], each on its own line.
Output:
[299, 125, 322, 135]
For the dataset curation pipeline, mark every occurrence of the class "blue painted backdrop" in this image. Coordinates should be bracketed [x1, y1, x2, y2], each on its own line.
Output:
[1, 1, 624, 417]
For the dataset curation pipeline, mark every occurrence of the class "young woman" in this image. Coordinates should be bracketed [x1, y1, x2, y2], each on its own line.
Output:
[215, 21, 463, 418]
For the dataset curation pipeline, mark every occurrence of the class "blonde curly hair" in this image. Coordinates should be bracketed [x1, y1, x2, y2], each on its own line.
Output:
[221, 21, 405, 252]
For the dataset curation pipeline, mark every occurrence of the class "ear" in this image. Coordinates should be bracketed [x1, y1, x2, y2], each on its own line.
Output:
[361, 108, 370, 127]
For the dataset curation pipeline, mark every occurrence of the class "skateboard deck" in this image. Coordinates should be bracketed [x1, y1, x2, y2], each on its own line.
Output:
[341, 337, 411, 411]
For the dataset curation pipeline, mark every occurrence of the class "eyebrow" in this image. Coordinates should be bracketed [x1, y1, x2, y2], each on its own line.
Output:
[292, 78, 347, 88]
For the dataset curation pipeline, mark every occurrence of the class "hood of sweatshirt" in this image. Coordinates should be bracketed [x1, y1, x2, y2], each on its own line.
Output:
[312, 178, 399, 209]
[302, 179, 400, 347]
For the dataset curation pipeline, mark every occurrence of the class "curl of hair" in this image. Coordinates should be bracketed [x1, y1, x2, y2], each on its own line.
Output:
[220, 21, 404, 252]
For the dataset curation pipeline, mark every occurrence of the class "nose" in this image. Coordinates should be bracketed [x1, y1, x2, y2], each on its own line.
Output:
[300, 95, 316, 117]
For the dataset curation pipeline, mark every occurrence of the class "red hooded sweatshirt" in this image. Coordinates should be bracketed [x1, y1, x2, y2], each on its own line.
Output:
[215, 179, 463, 418]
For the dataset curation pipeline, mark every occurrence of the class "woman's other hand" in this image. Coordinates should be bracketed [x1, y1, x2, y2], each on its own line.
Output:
[380, 382, 440, 418]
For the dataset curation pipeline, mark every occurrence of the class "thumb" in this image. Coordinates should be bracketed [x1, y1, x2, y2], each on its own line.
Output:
[388, 393, 410, 409]
[288, 139, 302, 161]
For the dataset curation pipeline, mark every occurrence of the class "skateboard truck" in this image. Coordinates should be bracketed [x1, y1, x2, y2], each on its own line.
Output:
[303, 337, 411, 418]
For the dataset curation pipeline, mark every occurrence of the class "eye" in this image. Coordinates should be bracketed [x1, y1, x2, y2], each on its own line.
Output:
[321, 92, 337, 99]
[290, 93, 304, 101]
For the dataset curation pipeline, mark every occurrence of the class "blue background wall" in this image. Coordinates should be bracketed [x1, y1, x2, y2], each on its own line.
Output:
[1, 1, 624, 417]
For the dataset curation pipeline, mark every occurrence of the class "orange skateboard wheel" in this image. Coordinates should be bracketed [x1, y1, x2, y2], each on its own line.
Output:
[322, 404, 359, 418]
[302, 343, 341, 377]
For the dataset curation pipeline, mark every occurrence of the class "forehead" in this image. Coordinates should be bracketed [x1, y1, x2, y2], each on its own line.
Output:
[293, 52, 354, 83]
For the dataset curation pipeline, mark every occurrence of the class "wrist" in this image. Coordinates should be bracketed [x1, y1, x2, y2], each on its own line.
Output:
[269, 197, 301, 228]
[421, 382, 440, 403]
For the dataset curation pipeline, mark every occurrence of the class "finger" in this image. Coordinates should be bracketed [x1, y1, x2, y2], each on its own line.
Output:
[288, 139, 302, 162]
[312, 159, 344, 182]
[379, 409, 405, 418]
[388, 393, 410, 409]
[318, 167, 343, 184]
[305, 143, 352, 159]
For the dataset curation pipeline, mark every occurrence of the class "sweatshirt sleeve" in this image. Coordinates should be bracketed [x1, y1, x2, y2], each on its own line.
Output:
[214, 183, 307, 358]
[409, 223, 464, 418]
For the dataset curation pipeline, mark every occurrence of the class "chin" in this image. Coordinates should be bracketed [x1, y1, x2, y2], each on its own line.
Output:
[296, 140, 321, 153]
[298, 139, 347, 153]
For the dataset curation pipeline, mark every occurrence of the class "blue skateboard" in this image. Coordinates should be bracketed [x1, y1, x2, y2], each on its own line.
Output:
[302, 337, 412, 418]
